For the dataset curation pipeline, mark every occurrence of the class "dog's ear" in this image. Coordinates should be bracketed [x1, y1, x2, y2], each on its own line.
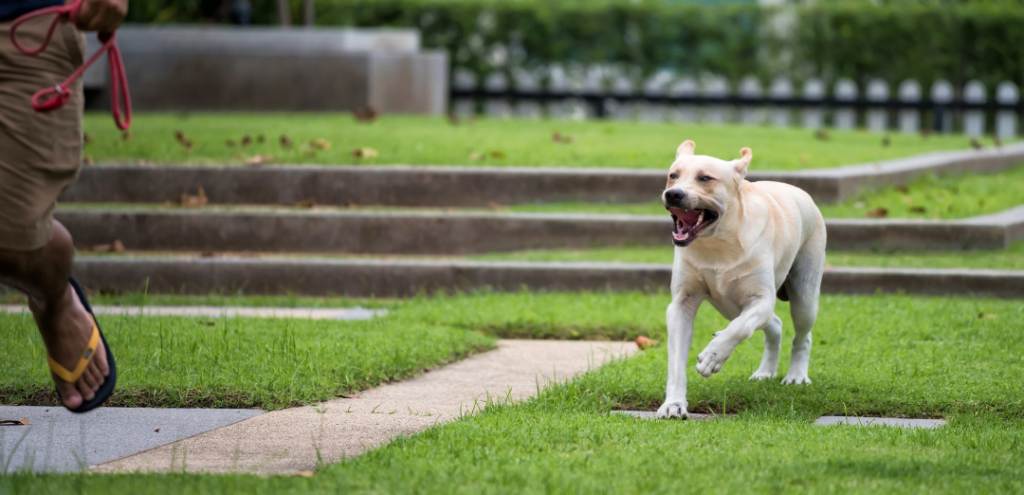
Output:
[734, 147, 752, 180]
[676, 140, 696, 157]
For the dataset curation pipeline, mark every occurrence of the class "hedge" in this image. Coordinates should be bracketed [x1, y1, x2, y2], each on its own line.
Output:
[126, 0, 1024, 89]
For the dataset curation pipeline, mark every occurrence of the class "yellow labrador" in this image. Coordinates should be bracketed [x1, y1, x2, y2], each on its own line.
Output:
[656, 140, 827, 419]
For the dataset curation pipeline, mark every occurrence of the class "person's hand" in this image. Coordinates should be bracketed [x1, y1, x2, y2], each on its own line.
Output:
[72, 0, 128, 33]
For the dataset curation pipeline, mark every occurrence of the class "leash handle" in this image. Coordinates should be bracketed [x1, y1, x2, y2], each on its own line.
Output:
[10, 0, 131, 130]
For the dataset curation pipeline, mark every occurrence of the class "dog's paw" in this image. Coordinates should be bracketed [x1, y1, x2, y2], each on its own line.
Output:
[781, 374, 811, 385]
[696, 338, 735, 378]
[656, 401, 689, 419]
[749, 370, 777, 380]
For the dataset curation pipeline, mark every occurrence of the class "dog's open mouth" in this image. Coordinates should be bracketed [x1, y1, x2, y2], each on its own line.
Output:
[668, 207, 719, 247]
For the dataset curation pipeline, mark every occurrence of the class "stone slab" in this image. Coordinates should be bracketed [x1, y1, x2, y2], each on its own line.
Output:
[52, 204, 1024, 254]
[93, 340, 636, 474]
[61, 144, 1024, 206]
[0, 406, 262, 473]
[0, 305, 385, 320]
[68, 256, 1024, 299]
[814, 416, 946, 429]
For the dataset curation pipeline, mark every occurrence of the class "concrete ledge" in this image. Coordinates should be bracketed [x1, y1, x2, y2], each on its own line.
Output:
[62, 144, 1024, 206]
[54, 206, 1024, 254]
[71, 257, 1024, 298]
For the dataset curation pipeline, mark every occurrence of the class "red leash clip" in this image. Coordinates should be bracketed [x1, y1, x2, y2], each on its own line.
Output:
[10, 0, 131, 130]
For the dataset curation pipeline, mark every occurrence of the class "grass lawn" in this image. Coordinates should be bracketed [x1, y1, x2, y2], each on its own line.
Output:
[84, 113, 985, 170]
[5, 292, 1024, 493]
[469, 242, 1024, 270]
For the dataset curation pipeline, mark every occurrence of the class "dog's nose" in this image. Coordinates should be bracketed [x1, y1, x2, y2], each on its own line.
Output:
[664, 189, 686, 204]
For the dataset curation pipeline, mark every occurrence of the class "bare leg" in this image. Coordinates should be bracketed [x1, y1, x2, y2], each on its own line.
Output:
[0, 221, 108, 409]
[750, 315, 782, 380]
[656, 294, 701, 419]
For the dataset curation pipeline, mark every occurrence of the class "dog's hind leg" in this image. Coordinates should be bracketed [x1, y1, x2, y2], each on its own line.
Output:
[750, 315, 782, 380]
[781, 236, 825, 385]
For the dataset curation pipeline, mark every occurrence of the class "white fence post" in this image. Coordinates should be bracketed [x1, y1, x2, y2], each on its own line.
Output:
[608, 73, 635, 120]
[996, 81, 1019, 138]
[738, 76, 765, 125]
[670, 76, 698, 123]
[484, 72, 511, 119]
[931, 80, 954, 133]
[452, 68, 477, 117]
[513, 68, 542, 119]
[703, 75, 729, 124]
[802, 78, 825, 129]
[770, 77, 792, 128]
[963, 80, 986, 137]
[833, 79, 858, 130]
[866, 78, 889, 132]
[641, 70, 673, 122]
[898, 80, 921, 134]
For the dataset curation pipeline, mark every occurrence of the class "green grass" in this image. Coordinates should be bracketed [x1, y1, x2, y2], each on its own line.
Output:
[84, 113, 985, 170]
[468, 242, 1024, 270]
[5, 292, 1024, 493]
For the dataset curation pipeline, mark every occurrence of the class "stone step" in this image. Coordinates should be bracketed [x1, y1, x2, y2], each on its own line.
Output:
[54, 206, 1024, 254]
[61, 143, 1024, 206]
[72, 256, 1024, 299]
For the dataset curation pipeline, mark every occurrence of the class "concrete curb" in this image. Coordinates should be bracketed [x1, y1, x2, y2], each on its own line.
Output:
[71, 257, 1024, 298]
[60, 143, 1024, 206]
[55, 205, 1024, 254]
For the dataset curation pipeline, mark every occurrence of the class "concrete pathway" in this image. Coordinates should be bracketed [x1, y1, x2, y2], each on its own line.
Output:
[93, 339, 636, 474]
[0, 407, 261, 473]
[0, 305, 385, 320]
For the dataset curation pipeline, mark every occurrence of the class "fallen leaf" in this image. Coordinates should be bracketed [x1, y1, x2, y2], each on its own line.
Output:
[244, 155, 274, 166]
[174, 130, 187, 144]
[970, 138, 982, 150]
[336, 394, 360, 399]
[881, 135, 890, 147]
[83, 155, 94, 165]
[910, 206, 927, 214]
[199, 320, 215, 327]
[180, 187, 208, 208]
[865, 208, 888, 218]
[921, 129, 932, 139]
[352, 147, 378, 158]
[0, 418, 28, 426]
[814, 129, 829, 141]
[112, 239, 125, 252]
[294, 471, 315, 478]
[154, 428, 160, 432]
[280, 135, 294, 148]
[310, 139, 332, 150]
[635, 336, 659, 350]
[83, 133, 93, 145]
[354, 106, 379, 122]
[895, 185, 909, 194]
[241, 135, 252, 146]
[121, 131, 132, 141]
[469, 152, 484, 161]
[225, 139, 237, 147]
[489, 150, 507, 159]
[487, 201, 506, 210]
[294, 198, 316, 208]
[346, 202, 359, 209]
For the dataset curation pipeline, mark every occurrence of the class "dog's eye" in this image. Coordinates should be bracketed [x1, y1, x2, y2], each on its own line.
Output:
[699, 176, 715, 182]
[669, 173, 678, 180]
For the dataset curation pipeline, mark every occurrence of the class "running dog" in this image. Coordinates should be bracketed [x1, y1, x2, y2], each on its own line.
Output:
[656, 140, 827, 419]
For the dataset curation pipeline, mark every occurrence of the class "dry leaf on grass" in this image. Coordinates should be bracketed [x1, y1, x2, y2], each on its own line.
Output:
[487, 202, 506, 210]
[280, 135, 294, 148]
[0, 418, 29, 426]
[241, 135, 252, 146]
[310, 139, 332, 150]
[970, 138, 983, 150]
[245, 155, 274, 166]
[909, 206, 927, 214]
[336, 394, 360, 399]
[83, 133, 93, 145]
[355, 106, 379, 122]
[552, 132, 575, 144]
[346, 202, 359, 209]
[489, 150, 507, 159]
[921, 129, 932, 139]
[121, 131, 132, 141]
[180, 187, 208, 208]
[469, 152, 484, 161]
[352, 147, 378, 158]
[83, 155, 94, 165]
[814, 129, 829, 141]
[293, 471, 315, 478]
[635, 336, 659, 350]
[882, 135, 890, 147]
[895, 185, 909, 194]
[294, 198, 316, 208]
[865, 208, 888, 218]
[90, 240, 125, 253]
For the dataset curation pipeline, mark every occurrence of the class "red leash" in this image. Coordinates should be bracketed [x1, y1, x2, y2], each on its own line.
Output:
[10, 0, 131, 130]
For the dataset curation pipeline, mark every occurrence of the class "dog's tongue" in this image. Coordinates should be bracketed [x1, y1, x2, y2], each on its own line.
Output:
[673, 208, 700, 225]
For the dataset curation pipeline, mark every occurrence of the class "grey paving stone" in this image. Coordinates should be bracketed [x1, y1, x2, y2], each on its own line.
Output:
[0, 406, 263, 473]
[813, 416, 946, 429]
[0, 305, 386, 321]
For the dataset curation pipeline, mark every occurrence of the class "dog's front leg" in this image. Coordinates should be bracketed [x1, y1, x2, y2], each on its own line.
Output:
[657, 294, 702, 419]
[696, 296, 775, 378]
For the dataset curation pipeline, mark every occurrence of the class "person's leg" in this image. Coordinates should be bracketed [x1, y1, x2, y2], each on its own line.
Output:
[0, 16, 108, 409]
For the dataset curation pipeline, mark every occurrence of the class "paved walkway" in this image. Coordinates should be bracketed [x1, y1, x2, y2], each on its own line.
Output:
[92, 340, 635, 474]
[0, 305, 385, 320]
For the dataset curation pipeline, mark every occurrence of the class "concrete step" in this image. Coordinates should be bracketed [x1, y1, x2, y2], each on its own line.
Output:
[60, 143, 1024, 206]
[72, 256, 1024, 298]
[55, 206, 1024, 254]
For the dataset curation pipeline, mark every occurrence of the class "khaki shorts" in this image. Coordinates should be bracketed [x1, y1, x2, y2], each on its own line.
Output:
[0, 16, 84, 251]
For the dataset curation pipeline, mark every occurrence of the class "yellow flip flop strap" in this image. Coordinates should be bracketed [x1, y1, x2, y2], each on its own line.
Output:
[46, 319, 100, 384]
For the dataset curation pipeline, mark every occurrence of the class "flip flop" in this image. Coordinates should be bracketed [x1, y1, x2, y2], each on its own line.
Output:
[45, 278, 117, 413]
